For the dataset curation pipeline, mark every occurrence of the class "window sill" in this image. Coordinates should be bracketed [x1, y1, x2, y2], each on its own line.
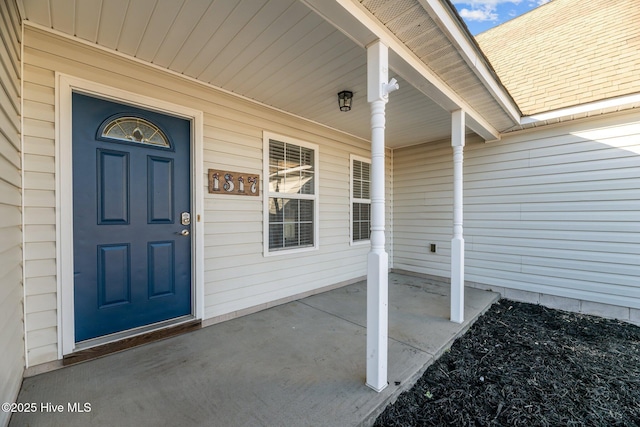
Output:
[263, 245, 319, 257]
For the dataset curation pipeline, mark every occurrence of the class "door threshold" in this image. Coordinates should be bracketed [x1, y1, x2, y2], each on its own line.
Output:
[63, 319, 201, 366]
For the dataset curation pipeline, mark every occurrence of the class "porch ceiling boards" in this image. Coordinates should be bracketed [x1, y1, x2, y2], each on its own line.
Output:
[19, 0, 514, 147]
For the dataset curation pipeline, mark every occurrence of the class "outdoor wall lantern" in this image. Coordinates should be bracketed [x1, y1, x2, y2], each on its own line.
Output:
[338, 90, 353, 112]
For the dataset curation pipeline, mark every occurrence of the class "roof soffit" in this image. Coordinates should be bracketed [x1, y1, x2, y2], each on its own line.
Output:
[303, 0, 514, 140]
[19, 0, 526, 145]
[415, 0, 521, 121]
[355, 0, 519, 130]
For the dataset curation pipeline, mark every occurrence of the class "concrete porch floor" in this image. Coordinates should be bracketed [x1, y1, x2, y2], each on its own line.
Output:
[10, 273, 499, 427]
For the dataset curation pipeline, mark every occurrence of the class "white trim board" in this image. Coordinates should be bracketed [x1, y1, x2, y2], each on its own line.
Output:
[520, 93, 640, 125]
[55, 73, 205, 357]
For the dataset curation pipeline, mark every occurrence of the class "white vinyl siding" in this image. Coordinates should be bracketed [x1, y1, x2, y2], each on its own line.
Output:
[393, 112, 640, 311]
[22, 25, 392, 366]
[22, 41, 57, 366]
[0, 1, 24, 424]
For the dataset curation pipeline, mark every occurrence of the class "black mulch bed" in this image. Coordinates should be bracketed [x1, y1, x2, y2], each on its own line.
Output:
[374, 300, 640, 427]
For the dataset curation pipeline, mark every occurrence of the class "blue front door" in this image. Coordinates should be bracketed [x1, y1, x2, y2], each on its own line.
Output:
[72, 93, 192, 342]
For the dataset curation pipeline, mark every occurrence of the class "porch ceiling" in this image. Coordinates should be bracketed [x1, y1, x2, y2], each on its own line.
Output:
[19, 0, 513, 147]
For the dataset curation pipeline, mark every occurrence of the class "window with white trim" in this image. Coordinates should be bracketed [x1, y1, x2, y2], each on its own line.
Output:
[351, 155, 371, 243]
[264, 134, 319, 254]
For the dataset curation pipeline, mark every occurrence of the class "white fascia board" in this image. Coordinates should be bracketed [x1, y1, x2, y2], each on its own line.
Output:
[301, 0, 501, 141]
[520, 93, 640, 125]
[417, 0, 521, 124]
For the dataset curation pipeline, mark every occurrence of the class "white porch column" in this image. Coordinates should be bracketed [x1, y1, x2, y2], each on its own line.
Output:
[365, 40, 398, 392]
[451, 110, 465, 323]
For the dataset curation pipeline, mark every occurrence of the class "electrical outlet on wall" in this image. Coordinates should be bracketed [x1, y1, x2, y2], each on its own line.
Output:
[430, 243, 437, 253]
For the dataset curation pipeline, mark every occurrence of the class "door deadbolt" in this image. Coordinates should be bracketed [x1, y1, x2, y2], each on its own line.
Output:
[181, 212, 191, 226]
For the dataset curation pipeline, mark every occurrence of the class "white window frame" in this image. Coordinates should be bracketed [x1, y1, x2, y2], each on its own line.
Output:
[350, 154, 371, 245]
[263, 132, 319, 256]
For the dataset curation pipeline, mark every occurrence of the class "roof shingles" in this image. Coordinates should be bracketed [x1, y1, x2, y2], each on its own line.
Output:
[475, 0, 640, 116]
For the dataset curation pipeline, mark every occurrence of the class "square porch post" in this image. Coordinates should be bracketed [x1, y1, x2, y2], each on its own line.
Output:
[451, 109, 465, 323]
[366, 40, 398, 392]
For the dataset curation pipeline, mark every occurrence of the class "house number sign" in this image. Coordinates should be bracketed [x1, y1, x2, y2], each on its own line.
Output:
[208, 169, 260, 196]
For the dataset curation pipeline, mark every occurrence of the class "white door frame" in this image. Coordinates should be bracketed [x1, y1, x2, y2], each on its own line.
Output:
[56, 73, 205, 357]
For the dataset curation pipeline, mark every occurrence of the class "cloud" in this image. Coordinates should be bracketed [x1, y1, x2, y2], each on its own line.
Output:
[452, 0, 522, 6]
[453, 0, 521, 22]
[458, 7, 499, 22]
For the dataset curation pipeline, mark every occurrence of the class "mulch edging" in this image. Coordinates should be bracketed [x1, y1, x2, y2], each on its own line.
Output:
[374, 300, 640, 426]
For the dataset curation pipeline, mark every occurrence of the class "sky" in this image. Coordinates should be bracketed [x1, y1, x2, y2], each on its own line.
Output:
[452, 0, 552, 35]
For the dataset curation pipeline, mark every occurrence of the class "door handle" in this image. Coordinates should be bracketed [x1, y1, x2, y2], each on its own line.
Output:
[179, 229, 190, 236]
